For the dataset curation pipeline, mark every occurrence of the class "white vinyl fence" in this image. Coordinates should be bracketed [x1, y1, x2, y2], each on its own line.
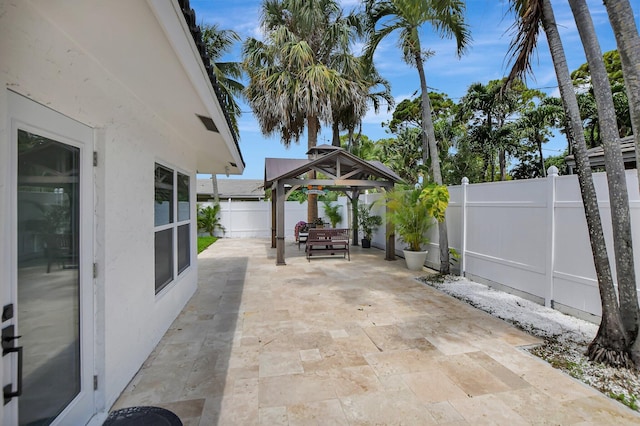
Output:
[424, 168, 639, 322]
[200, 197, 350, 239]
[201, 169, 640, 321]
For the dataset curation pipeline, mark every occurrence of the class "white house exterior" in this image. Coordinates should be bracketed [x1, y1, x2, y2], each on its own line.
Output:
[0, 1, 244, 424]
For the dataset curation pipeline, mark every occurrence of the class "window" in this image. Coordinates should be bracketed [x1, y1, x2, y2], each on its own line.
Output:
[154, 164, 191, 293]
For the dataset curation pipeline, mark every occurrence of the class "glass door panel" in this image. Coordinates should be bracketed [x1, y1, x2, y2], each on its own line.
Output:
[16, 129, 81, 425]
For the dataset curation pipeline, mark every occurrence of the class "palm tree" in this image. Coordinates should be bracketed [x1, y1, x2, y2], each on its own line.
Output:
[322, 200, 343, 228]
[243, 0, 364, 223]
[603, 0, 640, 193]
[572, 51, 633, 147]
[332, 61, 394, 150]
[602, 0, 640, 360]
[201, 24, 245, 136]
[364, 0, 471, 274]
[377, 128, 423, 186]
[197, 204, 225, 237]
[457, 79, 531, 181]
[568, 0, 638, 352]
[575, 92, 600, 148]
[341, 134, 378, 160]
[457, 81, 500, 181]
[516, 96, 563, 177]
[506, 0, 631, 367]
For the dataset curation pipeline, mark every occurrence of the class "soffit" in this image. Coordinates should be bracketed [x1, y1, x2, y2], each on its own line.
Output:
[28, 0, 244, 175]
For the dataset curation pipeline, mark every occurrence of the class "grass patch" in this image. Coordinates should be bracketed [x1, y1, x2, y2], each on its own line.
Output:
[197, 236, 217, 253]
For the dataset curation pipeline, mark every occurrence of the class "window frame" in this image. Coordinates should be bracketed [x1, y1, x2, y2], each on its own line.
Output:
[154, 162, 192, 295]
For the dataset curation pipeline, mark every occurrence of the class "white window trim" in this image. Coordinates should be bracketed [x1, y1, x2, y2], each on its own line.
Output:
[154, 162, 193, 296]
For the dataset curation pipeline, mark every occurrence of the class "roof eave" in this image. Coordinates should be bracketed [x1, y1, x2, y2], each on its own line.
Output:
[148, 0, 245, 174]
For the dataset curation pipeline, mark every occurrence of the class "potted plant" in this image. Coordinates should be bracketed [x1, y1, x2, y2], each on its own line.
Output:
[383, 183, 449, 270]
[357, 204, 382, 248]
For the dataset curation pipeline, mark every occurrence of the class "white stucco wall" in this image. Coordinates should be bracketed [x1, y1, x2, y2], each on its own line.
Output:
[1, 1, 210, 419]
[0, 62, 9, 426]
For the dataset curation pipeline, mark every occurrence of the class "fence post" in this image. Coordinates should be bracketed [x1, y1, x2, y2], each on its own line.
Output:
[460, 177, 469, 277]
[227, 198, 232, 238]
[545, 166, 559, 307]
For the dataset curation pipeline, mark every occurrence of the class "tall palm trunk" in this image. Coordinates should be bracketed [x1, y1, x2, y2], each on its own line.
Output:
[541, 0, 631, 367]
[569, 0, 638, 343]
[348, 127, 357, 153]
[481, 155, 489, 182]
[486, 111, 494, 182]
[415, 52, 450, 274]
[499, 151, 507, 181]
[307, 115, 319, 224]
[489, 146, 496, 181]
[603, 0, 640, 193]
[537, 131, 546, 177]
[498, 116, 507, 181]
[604, 0, 640, 364]
[331, 120, 341, 147]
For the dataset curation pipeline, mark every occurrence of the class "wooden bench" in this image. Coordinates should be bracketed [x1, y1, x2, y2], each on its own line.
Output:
[305, 228, 350, 261]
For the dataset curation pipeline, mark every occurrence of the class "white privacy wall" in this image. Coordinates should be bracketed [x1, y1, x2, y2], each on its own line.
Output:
[213, 171, 640, 321]
[202, 197, 350, 238]
[436, 169, 640, 320]
[462, 178, 549, 301]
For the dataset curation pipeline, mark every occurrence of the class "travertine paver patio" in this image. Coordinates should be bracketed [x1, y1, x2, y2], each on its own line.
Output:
[113, 238, 640, 425]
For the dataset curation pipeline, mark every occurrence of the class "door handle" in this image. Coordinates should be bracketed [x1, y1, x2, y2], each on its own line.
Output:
[2, 325, 23, 404]
[3, 345, 23, 404]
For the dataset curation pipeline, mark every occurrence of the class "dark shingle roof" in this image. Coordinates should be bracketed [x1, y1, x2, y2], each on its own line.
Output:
[565, 135, 636, 170]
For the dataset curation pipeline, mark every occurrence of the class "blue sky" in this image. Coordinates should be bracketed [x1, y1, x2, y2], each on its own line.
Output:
[191, 0, 635, 180]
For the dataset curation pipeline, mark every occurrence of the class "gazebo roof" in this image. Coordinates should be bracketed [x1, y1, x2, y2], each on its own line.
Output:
[265, 145, 400, 265]
[264, 145, 402, 189]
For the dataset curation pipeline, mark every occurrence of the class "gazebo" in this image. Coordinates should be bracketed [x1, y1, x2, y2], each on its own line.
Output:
[264, 145, 403, 265]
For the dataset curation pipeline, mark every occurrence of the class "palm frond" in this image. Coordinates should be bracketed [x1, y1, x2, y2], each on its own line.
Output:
[505, 0, 544, 88]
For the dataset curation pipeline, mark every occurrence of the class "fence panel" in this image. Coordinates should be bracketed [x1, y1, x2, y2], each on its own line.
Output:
[201, 197, 349, 239]
[464, 179, 548, 300]
[553, 174, 604, 316]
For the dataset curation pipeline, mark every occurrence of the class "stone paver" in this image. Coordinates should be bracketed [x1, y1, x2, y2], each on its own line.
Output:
[112, 238, 640, 425]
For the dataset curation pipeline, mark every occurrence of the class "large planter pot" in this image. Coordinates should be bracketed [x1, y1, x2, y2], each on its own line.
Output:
[403, 249, 428, 271]
[361, 238, 371, 248]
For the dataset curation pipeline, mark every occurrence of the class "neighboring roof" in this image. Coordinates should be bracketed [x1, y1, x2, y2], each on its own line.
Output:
[264, 146, 403, 189]
[198, 179, 265, 199]
[565, 135, 636, 170]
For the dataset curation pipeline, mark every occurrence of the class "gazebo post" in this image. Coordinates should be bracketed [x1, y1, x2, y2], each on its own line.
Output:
[270, 184, 276, 248]
[385, 201, 396, 261]
[351, 190, 360, 246]
[276, 180, 286, 265]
